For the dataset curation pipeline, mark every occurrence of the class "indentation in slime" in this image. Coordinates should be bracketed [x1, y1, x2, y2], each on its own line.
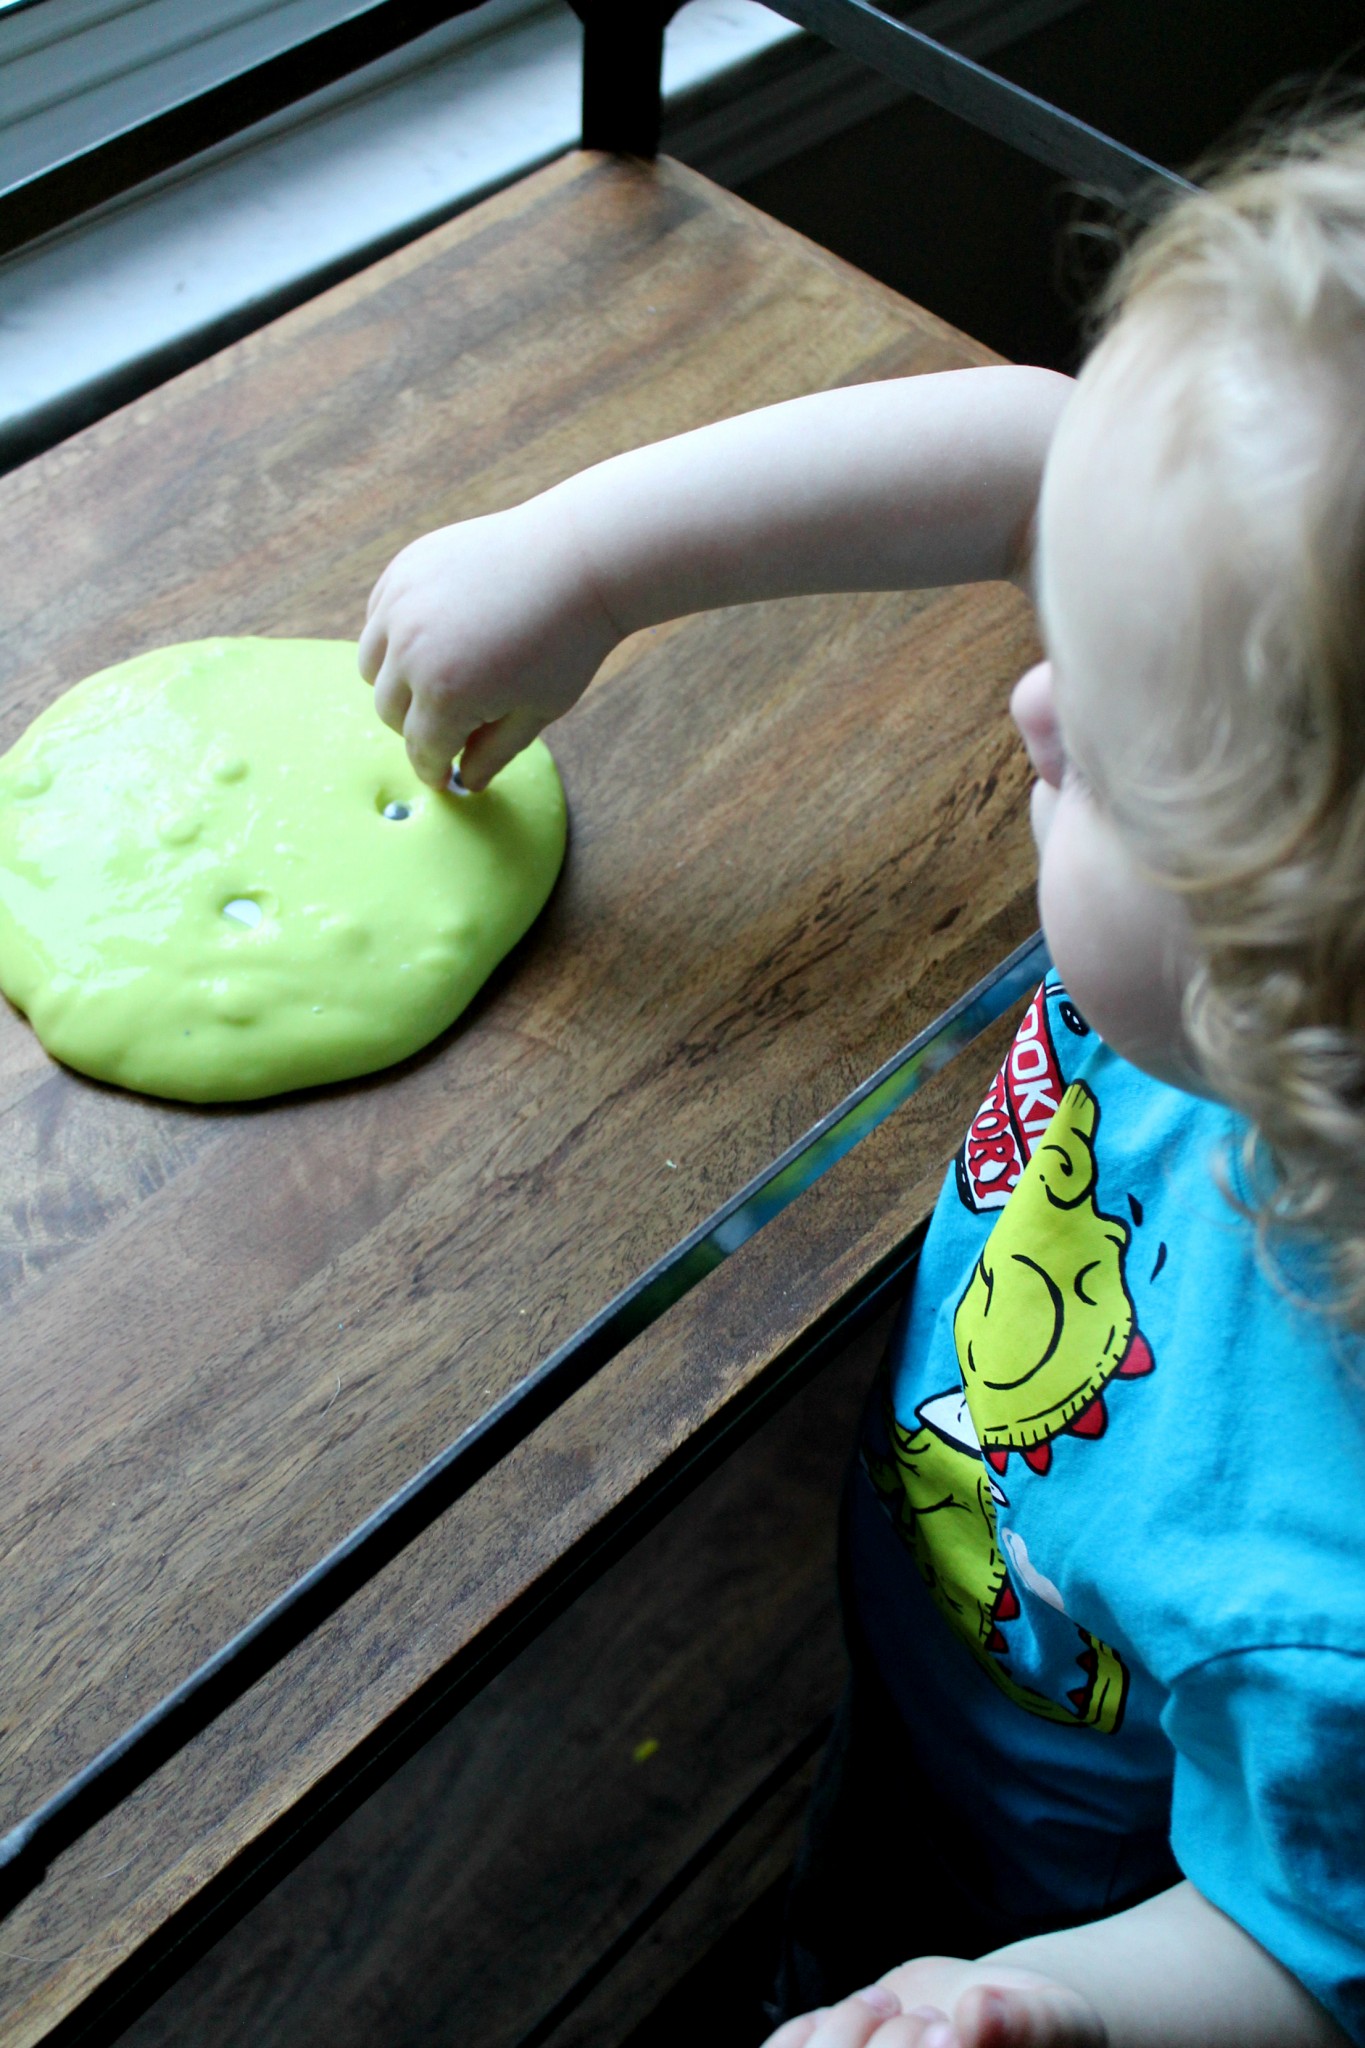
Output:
[222, 897, 264, 928]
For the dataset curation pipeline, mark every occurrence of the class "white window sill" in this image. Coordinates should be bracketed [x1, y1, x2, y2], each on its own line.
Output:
[0, 0, 1085, 471]
[0, 1, 799, 468]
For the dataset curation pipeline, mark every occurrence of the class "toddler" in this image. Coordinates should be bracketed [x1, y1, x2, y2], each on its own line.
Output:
[359, 124, 1365, 2048]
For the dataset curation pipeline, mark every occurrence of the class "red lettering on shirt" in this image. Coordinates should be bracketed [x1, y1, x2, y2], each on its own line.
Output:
[957, 984, 1065, 1212]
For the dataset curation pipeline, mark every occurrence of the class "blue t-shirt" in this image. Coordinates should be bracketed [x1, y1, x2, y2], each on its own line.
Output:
[853, 974, 1365, 2041]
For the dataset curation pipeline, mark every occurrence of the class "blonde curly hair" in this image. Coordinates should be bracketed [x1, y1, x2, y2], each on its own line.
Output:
[1092, 116, 1365, 1327]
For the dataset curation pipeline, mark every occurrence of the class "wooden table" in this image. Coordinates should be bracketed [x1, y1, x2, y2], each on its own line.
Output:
[0, 150, 1039, 2045]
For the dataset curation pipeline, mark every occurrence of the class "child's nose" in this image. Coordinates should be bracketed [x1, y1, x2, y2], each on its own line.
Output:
[1009, 660, 1067, 788]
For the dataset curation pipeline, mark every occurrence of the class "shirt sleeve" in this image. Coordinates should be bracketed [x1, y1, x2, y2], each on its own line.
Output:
[1164, 1645, 1365, 2044]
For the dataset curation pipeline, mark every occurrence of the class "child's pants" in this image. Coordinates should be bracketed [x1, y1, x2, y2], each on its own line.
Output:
[768, 1466, 1181, 2023]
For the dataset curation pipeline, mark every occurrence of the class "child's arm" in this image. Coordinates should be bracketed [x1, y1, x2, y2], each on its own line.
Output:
[766, 1881, 1352, 2048]
[358, 366, 1071, 790]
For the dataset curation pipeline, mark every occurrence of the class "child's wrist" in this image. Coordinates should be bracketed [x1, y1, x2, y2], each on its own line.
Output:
[515, 480, 630, 660]
[542, 450, 698, 642]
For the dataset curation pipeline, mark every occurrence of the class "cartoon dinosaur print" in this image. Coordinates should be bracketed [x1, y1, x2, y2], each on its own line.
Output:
[953, 1081, 1153, 1476]
[863, 1051, 1159, 1733]
[865, 1388, 1014, 1656]
[864, 1383, 1129, 1732]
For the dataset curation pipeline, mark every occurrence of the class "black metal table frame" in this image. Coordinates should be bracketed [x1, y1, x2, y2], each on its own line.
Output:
[1, 5, 1192, 2039]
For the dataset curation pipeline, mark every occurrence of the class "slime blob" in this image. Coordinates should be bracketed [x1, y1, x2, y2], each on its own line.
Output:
[0, 639, 567, 1101]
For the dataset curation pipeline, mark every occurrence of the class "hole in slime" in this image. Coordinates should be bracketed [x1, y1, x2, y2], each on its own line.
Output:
[222, 897, 264, 928]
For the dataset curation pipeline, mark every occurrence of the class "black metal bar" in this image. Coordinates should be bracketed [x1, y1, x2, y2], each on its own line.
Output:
[762, 0, 1197, 209]
[0, 0, 489, 261]
[571, 1, 685, 157]
[30, 1216, 927, 2047]
[2, 0, 1198, 288]
[0, 931, 1045, 1924]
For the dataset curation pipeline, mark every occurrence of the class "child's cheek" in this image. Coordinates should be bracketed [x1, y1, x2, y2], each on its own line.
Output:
[1035, 797, 1091, 986]
[1028, 778, 1059, 859]
[1037, 798, 1203, 1090]
[1034, 792, 1135, 1048]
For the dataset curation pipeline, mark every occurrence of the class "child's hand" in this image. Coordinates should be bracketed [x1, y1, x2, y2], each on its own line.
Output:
[765, 1960, 1107, 2048]
[357, 500, 621, 791]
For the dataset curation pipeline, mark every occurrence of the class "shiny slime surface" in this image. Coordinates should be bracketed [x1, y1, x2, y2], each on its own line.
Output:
[0, 639, 567, 1101]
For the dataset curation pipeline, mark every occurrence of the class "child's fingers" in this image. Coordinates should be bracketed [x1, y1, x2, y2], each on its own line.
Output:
[774, 1988, 909, 2048]
[357, 614, 386, 687]
[404, 699, 474, 791]
[459, 708, 545, 791]
[764, 2015, 822, 2048]
[763, 1992, 979, 2048]
[371, 659, 413, 740]
[952, 1982, 1107, 2048]
[364, 566, 391, 624]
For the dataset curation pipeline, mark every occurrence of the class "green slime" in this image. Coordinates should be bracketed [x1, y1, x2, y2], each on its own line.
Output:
[0, 638, 567, 1102]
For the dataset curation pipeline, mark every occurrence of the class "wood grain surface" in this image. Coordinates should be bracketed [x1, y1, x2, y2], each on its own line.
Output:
[0, 150, 1039, 2039]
